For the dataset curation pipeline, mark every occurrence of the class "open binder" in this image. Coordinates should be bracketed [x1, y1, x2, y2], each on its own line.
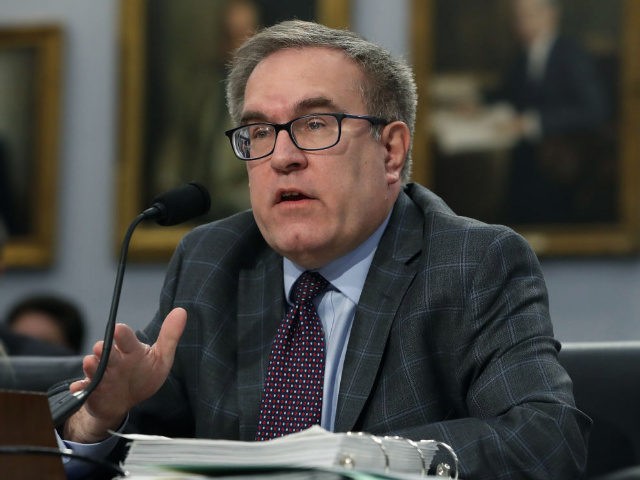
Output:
[117, 426, 459, 479]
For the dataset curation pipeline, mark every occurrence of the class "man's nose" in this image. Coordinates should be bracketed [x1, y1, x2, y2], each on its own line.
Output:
[269, 129, 308, 172]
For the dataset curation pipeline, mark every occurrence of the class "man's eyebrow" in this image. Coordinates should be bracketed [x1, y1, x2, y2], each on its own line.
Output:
[240, 110, 268, 124]
[239, 97, 340, 124]
[295, 97, 338, 112]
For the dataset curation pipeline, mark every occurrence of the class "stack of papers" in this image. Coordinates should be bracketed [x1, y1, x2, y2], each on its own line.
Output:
[117, 426, 446, 479]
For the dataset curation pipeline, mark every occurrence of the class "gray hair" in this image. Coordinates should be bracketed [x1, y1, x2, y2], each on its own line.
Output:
[225, 20, 417, 182]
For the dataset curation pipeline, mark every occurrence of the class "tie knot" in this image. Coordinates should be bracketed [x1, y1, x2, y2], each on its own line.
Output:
[291, 271, 328, 305]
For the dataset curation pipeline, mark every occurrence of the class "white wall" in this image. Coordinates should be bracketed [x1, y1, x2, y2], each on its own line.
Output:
[0, 0, 639, 352]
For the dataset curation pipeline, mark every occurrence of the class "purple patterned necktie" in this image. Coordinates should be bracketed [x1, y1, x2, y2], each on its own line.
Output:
[255, 271, 329, 441]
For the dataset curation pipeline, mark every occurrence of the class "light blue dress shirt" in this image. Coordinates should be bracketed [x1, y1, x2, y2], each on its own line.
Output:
[283, 214, 389, 431]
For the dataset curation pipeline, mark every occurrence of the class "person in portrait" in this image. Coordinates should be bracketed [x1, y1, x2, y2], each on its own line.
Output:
[149, 0, 260, 220]
[488, 0, 611, 224]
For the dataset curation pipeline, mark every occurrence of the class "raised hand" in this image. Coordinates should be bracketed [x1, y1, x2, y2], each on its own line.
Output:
[63, 307, 187, 443]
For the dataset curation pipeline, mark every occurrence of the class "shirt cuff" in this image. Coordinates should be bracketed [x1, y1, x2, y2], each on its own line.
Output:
[56, 416, 127, 478]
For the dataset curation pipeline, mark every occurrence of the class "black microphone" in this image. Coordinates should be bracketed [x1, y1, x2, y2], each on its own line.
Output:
[143, 181, 211, 226]
[48, 182, 210, 427]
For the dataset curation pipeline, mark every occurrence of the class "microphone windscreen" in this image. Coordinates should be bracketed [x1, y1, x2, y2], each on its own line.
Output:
[150, 182, 211, 226]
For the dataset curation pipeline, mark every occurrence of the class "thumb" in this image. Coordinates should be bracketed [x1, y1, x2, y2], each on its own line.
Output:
[154, 307, 187, 366]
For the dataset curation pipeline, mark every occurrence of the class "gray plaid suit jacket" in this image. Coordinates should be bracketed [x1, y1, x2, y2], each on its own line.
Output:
[131, 183, 589, 479]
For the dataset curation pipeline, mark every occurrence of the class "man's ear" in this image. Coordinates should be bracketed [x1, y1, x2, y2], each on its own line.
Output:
[381, 121, 411, 184]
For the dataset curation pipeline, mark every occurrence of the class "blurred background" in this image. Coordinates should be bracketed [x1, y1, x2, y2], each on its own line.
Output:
[0, 0, 639, 353]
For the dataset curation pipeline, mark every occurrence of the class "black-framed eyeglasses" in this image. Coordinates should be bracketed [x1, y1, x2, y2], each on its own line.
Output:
[224, 112, 388, 161]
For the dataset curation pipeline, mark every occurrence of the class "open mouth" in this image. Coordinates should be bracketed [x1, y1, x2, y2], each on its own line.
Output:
[279, 191, 310, 202]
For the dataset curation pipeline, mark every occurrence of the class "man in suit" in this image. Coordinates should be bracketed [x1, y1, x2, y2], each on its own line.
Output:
[62, 20, 589, 479]
[490, 0, 609, 223]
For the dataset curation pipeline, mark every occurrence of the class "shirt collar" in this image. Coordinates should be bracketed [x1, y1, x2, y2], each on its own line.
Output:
[283, 213, 391, 305]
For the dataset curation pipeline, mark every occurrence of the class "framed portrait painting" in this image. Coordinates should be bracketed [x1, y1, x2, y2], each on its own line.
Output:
[118, 0, 351, 261]
[0, 25, 62, 268]
[411, 0, 640, 255]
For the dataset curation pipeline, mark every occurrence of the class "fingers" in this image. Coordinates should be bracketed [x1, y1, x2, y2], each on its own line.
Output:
[68, 309, 186, 398]
[82, 352, 99, 376]
[92, 339, 104, 357]
[113, 323, 144, 354]
[69, 353, 99, 393]
[69, 377, 90, 393]
[78, 326, 140, 390]
[154, 307, 187, 366]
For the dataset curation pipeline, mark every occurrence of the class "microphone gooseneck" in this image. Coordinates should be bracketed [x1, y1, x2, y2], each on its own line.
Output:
[49, 183, 210, 427]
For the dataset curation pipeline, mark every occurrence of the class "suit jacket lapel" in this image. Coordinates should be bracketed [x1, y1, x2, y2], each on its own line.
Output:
[335, 191, 424, 432]
[236, 248, 283, 440]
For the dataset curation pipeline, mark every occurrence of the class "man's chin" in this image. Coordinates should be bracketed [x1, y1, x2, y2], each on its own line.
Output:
[272, 237, 332, 269]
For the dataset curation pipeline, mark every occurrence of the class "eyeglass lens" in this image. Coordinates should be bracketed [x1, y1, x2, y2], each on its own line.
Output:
[232, 114, 340, 160]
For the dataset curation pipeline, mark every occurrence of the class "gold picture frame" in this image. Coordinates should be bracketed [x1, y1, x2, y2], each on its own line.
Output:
[117, 0, 351, 261]
[411, 0, 640, 255]
[0, 25, 62, 268]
